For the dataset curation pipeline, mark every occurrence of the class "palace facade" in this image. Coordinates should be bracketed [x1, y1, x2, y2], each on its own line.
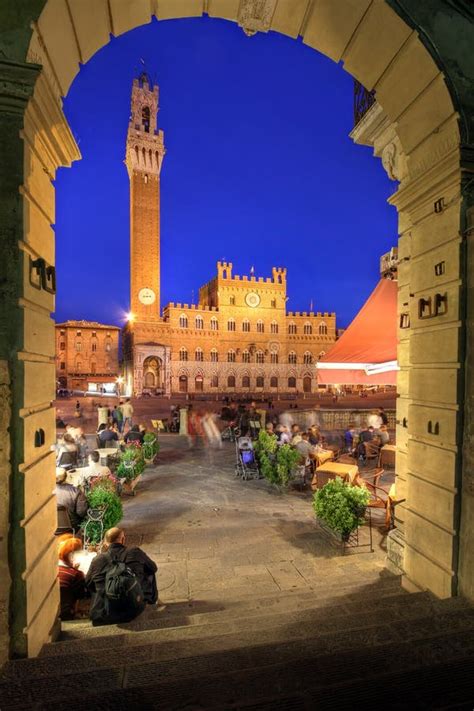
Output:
[122, 76, 336, 396]
[55, 320, 120, 393]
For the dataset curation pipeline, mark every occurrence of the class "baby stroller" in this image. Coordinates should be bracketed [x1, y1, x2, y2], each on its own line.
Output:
[235, 436, 260, 480]
[221, 416, 241, 442]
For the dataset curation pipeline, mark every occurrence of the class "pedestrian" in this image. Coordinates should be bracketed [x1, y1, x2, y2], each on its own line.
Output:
[112, 404, 124, 433]
[121, 399, 134, 431]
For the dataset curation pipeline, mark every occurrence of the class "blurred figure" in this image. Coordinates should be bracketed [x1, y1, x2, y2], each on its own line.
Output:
[57, 537, 88, 620]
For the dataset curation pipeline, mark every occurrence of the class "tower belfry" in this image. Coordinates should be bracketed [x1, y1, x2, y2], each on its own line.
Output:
[126, 74, 165, 319]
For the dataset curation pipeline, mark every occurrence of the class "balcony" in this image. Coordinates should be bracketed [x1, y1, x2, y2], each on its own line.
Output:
[353, 79, 376, 127]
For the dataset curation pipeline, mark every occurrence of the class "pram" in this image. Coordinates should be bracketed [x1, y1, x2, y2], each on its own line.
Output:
[221, 417, 241, 442]
[235, 436, 260, 480]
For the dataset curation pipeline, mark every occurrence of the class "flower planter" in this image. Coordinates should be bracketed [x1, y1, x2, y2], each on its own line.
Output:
[122, 473, 142, 496]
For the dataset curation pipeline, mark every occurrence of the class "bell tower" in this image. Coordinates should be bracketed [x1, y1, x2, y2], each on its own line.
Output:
[126, 74, 165, 319]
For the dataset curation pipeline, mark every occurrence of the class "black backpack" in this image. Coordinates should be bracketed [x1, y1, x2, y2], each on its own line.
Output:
[103, 551, 146, 618]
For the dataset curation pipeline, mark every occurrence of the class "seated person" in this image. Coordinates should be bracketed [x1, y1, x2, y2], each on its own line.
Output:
[124, 424, 144, 444]
[356, 426, 374, 458]
[56, 433, 78, 463]
[265, 422, 274, 435]
[54, 468, 88, 528]
[79, 451, 112, 483]
[276, 425, 291, 445]
[308, 426, 321, 446]
[57, 537, 88, 620]
[98, 423, 119, 448]
[379, 425, 390, 445]
[290, 424, 302, 445]
[85, 527, 159, 626]
[295, 432, 316, 460]
[344, 425, 356, 451]
[364, 435, 382, 460]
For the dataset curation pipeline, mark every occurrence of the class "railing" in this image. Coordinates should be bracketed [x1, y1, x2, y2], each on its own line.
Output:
[354, 79, 376, 126]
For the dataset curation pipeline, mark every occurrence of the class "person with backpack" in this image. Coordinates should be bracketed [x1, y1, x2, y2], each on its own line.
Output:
[85, 527, 160, 626]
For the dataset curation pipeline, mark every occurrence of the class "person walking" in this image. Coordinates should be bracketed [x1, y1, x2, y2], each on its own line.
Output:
[121, 399, 134, 431]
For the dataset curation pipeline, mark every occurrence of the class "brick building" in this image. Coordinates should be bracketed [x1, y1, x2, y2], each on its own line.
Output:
[55, 320, 120, 393]
[123, 76, 336, 396]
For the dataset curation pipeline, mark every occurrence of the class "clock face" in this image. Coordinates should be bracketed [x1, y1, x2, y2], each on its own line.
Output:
[245, 292, 261, 308]
[138, 288, 156, 306]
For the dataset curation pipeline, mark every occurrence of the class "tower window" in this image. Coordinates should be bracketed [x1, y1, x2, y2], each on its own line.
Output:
[195, 348, 203, 362]
[271, 299, 276, 308]
[242, 350, 250, 363]
[319, 322, 328, 335]
[242, 319, 250, 332]
[179, 348, 188, 361]
[257, 320, 264, 333]
[288, 351, 297, 365]
[303, 352, 313, 365]
[195, 316, 204, 330]
[179, 314, 188, 328]
[210, 317, 218, 331]
[288, 322, 297, 335]
[227, 319, 236, 332]
[256, 350, 265, 364]
[304, 322, 312, 335]
[211, 349, 218, 362]
[271, 321, 278, 334]
[270, 353, 278, 364]
[230, 296, 235, 305]
[142, 105, 150, 133]
[227, 350, 236, 363]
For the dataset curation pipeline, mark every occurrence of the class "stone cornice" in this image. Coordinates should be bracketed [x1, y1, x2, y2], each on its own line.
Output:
[0, 59, 41, 114]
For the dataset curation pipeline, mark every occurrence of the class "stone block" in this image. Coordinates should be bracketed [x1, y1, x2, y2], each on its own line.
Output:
[409, 283, 460, 330]
[375, 33, 439, 121]
[342, 0, 411, 90]
[303, 0, 371, 62]
[37, 0, 80, 95]
[395, 448, 408, 479]
[396, 424, 408, 452]
[271, 0, 309, 38]
[23, 195, 55, 266]
[109, 0, 152, 36]
[23, 497, 57, 571]
[396, 74, 455, 154]
[67, 0, 110, 63]
[397, 258, 411, 287]
[408, 439, 457, 489]
[409, 367, 458, 406]
[386, 527, 405, 575]
[156, 0, 203, 19]
[410, 326, 460, 366]
[23, 145, 54, 223]
[407, 475, 456, 532]
[208, 0, 240, 20]
[25, 537, 58, 626]
[407, 114, 460, 183]
[405, 508, 455, 571]
[23, 407, 56, 466]
[398, 341, 410, 368]
[411, 199, 461, 257]
[25, 580, 59, 658]
[404, 543, 453, 598]
[408, 403, 458, 448]
[23, 452, 56, 522]
[23, 361, 56, 409]
[397, 368, 409, 398]
[410, 240, 460, 296]
[23, 308, 55, 359]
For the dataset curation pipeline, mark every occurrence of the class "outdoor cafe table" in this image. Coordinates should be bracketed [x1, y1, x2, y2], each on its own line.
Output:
[94, 447, 120, 465]
[314, 449, 335, 467]
[314, 461, 360, 484]
[378, 444, 396, 468]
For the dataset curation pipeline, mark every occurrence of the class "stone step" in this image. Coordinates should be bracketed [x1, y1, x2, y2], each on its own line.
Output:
[2, 612, 474, 711]
[4, 591, 439, 680]
[54, 573, 405, 645]
[38, 588, 429, 662]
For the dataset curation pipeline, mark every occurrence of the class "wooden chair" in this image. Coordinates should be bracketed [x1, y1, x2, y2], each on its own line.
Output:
[358, 467, 385, 488]
[363, 441, 381, 465]
[311, 469, 348, 492]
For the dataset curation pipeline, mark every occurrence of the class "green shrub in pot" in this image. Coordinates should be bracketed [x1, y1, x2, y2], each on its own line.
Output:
[313, 477, 370, 539]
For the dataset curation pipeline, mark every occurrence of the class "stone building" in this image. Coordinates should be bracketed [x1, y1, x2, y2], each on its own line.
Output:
[55, 320, 120, 393]
[123, 77, 336, 396]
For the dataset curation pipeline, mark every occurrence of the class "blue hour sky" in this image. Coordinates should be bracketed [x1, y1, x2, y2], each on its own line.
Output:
[55, 16, 397, 329]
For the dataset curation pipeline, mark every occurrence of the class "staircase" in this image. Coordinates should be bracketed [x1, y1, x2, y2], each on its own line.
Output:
[2, 571, 474, 710]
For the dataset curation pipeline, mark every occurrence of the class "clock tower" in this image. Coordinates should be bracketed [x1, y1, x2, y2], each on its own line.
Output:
[126, 74, 165, 319]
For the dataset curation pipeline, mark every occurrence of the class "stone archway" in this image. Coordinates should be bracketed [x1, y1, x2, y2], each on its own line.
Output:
[0, 0, 473, 664]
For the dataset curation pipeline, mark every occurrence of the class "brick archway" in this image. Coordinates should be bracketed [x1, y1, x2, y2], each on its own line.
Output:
[0, 0, 473, 664]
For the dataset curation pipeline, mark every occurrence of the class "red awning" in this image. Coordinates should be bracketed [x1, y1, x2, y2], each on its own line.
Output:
[317, 278, 398, 385]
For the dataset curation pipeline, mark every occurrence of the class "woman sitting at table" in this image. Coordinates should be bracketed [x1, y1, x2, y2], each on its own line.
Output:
[57, 537, 88, 620]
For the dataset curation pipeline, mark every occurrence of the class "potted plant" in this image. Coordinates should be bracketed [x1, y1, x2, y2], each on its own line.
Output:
[142, 432, 159, 462]
[312, 477, 370, 541]
[254, 431, 300, 489]
[81, 483, 123, 548]
[116, 444, 146, 495]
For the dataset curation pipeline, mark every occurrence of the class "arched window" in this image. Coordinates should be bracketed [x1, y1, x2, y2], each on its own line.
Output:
[256, 350, 265, 364]
[227, 350, 236, 363]
[288, 322, 297, 335]
[303, 351, 313, 365]
[75, 359, 82, 372]
[195, 375, 204, 392]
[195, 315, 203, 329]
[210, 349, 218, 362]
[242, 319, 250, 332]
[271, 299, 276, 308]
[270, 352, 278, 364]
[319, 322, 328, 335]
[179, 347, 188, 361]
[227, 318, 236, 332]
[288, 376, 296, 389]
[303, 374, 312, 393]
[90, 360, 96, 374]
[91, 338, 97, 352]
[242, 350, 250, 363]
[179, 375, 188, 393]
[227, 375, 236, 388]
[270, 376, 278, 388]
[75, 340, 82, 352]
[211, 375, 219, 388]
[179, 314, 188, 328]
[242, 375, 250, 388]
[195, 347, 203, 362]
[304, 322, 312, 335]
[105, 340, 111, 352]
[256, 376, 264, 388]
[257, 320, 264, 333]
[210, 317, 218, 330]
[142, 105, 150, 132]
[270, 321, 278, 334]
[288, 351, 297, 365]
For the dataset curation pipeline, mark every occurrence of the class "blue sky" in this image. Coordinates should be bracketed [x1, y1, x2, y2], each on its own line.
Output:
[55, 16, 397, 328]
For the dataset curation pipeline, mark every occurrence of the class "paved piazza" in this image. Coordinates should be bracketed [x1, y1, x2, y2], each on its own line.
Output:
[121, 435, 390, 604]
